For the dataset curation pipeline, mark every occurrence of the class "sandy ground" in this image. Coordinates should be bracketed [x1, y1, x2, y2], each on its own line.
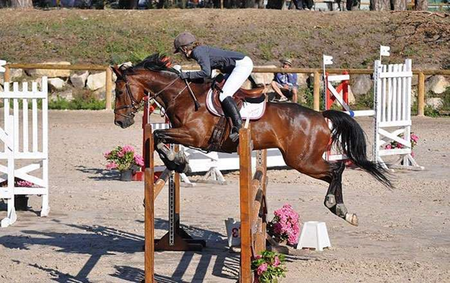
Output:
[0, 110, 450, 283]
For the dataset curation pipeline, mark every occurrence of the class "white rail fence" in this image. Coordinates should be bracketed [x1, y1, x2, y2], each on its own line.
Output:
[0, 77, 50, 227]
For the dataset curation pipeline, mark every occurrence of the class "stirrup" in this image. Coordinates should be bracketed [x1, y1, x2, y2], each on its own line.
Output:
[229, 126, 240, 142]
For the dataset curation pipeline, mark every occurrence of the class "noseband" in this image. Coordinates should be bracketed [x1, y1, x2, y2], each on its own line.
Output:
[114, 79, 142, 120]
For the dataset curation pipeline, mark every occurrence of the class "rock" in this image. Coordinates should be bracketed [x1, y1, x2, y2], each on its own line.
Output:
[70, 71, 89, 89]
[426, 75, 450, 94]
[426, 97, 443, 110]
[26, 62, 71, 78]
[48, 78, 66, 91]
[347, 86, 356, 105]
[58, 89, 74, 101]
[10, 68, 24, 80]
[296, 73, 309, 87]
[251, 65, 277, 86]
[87, 72, 106, 91]
[241, 79, 252, 90]
[93, 86, 106, 100]
[350, 75, 372, 96]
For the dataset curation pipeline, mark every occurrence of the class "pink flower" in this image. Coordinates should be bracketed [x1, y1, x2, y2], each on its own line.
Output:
[17, 180, 34, 187]
[411, 134, 419, 142]
[103, 151, 111, 158]
[385, 144, 392, 150]
[255, 255, 262, 260]
[273, 256, 281, 267]
[122, 145, 135, 153]
[117, 151, 125, 158]
[134, 155, 144, 167]
[106, 162, 118, 169]
[257, 263, 268, 276]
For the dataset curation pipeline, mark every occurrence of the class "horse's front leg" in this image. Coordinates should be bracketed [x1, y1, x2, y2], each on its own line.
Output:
[153, 128, 198, 174]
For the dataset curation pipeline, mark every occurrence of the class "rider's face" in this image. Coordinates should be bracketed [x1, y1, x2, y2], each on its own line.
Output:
[182, 47, 193, 59]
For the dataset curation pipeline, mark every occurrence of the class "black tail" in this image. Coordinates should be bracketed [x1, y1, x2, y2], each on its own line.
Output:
[322, 110, 392, 188]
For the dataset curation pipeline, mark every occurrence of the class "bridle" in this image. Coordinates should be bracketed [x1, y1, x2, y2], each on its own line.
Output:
[114, 74, 179, 120]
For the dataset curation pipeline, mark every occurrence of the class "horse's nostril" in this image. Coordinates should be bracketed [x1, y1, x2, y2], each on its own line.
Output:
[115, 120, 123, 127]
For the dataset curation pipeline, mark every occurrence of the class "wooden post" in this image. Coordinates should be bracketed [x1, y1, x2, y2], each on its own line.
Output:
[417, 72, 425, 117]
[144, 124, 155, 283]
[239, 127, 252, 283]
[313, 71, 320, 111]
[4, 66, 11, 83]
[105, 67, 113, 111]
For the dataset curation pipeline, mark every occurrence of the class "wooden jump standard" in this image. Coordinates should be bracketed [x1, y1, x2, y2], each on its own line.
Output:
[144, 124, 205, 283]
[143, 124, 267, 282]
[239, 126, 268, 283]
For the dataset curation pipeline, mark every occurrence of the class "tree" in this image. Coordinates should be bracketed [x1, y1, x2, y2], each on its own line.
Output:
[11, 0, 32, 7]
[414, 0, 427, 10]
[370, 0, 391, 10]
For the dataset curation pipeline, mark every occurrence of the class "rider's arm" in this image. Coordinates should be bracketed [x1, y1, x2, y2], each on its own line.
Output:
[180, 49, 211, 80]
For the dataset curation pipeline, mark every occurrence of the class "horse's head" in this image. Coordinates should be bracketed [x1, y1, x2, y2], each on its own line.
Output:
[111, 65, 146, 129]
[112, 54, 178, 129]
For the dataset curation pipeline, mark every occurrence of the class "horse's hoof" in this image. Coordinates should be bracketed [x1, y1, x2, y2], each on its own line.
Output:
[175, 163, 191, 174]
[345, 213, 359, 226]
[157, 144, 175, 161]
[336, 203, 348, 218]
[325, 194, 336, 208]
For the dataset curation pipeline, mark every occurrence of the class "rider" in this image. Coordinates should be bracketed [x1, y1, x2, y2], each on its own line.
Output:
[174, 31, 254, 142]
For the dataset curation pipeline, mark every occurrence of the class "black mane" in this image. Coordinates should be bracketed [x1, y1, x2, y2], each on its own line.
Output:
[124, 53, 180, 75]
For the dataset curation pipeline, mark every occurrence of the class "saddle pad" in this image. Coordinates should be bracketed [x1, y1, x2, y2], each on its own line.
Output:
[206, 89, 266, 120]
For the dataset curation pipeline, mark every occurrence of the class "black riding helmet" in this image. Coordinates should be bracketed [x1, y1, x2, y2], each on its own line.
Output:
[173, 32, 197, 54]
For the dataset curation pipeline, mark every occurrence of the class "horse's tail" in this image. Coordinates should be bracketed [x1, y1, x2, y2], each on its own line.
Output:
[322, 110, 392, 188]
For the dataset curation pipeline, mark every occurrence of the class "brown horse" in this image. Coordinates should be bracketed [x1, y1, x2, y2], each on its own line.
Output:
[112, 54, 392, 226]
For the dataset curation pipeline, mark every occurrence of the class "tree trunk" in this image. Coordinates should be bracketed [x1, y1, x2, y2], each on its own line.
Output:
[11, 0, 32, 7]
[370, 0, 390, 10]
[414, 0, 427, 10]
[391, 0, 406, 10]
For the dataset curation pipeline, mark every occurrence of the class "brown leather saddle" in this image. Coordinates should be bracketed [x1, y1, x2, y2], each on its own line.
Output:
[211, 79, 266, 116]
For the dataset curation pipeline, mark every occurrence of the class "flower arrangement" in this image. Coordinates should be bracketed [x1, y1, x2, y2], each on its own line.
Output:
[385, 133, 419, 153]
[251, 250, 286, 283]
[104, 145, 144, 171]
[267, 204, 301, 246]
[16, 180, 36, 187]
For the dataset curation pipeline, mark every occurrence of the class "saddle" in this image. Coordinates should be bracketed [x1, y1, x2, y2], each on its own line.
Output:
[205, 75, 267, 152]
[210, 76, 266, 116]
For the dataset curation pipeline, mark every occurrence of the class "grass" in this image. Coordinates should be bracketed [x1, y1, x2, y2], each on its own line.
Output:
[0, 10, 448, 70]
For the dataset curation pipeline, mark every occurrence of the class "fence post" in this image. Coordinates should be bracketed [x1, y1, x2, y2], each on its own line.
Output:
[417, 72, 425, 117]
[4, 66, 11, 82]
[313, 71, 320, 111]
[105, 67, 113, 110]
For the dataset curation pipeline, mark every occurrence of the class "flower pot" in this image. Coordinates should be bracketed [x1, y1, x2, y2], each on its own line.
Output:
[120, 169, 133, 182]
[15, 195, 29, 211]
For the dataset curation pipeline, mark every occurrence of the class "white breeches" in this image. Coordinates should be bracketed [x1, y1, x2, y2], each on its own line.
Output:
[219, 56, 254, 102]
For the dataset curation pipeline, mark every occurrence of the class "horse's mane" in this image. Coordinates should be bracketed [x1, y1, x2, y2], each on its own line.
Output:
[122, 53, 180, 76]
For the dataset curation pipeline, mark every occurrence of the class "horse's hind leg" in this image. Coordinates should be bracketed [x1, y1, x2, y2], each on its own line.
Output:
[284, 151, 358, 226]
[326, 161, 358, 226]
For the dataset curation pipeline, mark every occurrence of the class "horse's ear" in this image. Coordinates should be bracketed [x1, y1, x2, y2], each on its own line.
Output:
[111, 65, 123, 80]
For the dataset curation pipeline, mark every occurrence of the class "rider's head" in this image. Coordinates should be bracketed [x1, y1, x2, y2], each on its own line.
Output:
[174, 32, 198, 59]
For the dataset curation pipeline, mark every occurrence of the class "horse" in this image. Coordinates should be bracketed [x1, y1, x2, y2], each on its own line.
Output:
[112, 53, 392, 226]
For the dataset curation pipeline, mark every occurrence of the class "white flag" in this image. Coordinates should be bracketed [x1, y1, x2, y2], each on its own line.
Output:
[323, 55, 333, 65]
[0, 60, 6, 73]
[380, 46, 390, 57]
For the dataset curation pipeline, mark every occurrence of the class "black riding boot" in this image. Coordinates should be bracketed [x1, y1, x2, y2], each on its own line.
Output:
[221, 96, 243, 142]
